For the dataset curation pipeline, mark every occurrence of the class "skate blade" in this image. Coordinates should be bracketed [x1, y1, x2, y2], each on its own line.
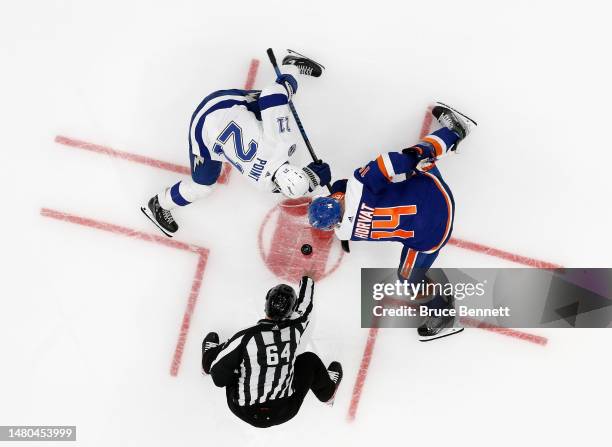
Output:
[419, 327, 464, 342]
[435, 101, 478, 126]
[286, 48, 326, 69]
[140, 207, 175, 238]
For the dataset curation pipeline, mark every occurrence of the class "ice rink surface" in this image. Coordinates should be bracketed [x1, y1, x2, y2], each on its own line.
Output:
[2, 0, 612, 445]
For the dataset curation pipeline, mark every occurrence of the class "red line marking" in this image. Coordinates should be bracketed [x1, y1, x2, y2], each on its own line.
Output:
[54, 58, 260, 185]
[54, 134, 192, 174]
[419, 106, 433, 139]
[54, 135, 233, 185]
[244, 58, 260, 90]
[40, 207, 203, 253]
[447, 238, 562, 269]
[459, 317, 548, 346]
[216, 162, 233, 184]
[347, 327, 378, 422]
[40, 207, 209, 376]
[171, 252, 208, 376]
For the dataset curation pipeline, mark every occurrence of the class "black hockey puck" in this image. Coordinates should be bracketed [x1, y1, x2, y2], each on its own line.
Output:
[301, 244, 313, 256]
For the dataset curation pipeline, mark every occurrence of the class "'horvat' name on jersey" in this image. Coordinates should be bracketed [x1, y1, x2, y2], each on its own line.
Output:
[354, 203, 375, 239]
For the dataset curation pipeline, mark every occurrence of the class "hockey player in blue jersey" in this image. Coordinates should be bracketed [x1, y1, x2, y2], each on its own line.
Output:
[308, 103, 476, 341]
[142, 50, 331, 237]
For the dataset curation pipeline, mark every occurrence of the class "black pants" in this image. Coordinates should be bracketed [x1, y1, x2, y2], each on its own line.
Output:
[203, 349, 335, 428]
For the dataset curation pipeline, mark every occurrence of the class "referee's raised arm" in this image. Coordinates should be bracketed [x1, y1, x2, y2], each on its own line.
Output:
[293, 275, 315, 322]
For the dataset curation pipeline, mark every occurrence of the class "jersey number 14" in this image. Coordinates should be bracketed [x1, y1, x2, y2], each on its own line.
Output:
[371, 205, 417, 240]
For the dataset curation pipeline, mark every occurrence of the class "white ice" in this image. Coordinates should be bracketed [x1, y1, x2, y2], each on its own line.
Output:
[1, 1, 611, 446]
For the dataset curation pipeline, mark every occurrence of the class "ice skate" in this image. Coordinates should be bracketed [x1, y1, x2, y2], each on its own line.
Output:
[418, 317, 464, 342]
[325, 361, 343, 405]
[418, 294, 465, 342]
[201, 332, 220, 375]
[140, 195, 178, 238]
[282, 49, 325, 77]
[432, 102, 477, 145]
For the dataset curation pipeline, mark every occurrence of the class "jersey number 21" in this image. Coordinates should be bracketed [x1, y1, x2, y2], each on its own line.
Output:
[213, 121, 258, 163]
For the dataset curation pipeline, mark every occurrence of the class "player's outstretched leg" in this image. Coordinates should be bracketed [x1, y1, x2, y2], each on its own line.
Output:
[418, 292, 464, 342]
[201, 332, 220, 375]
[325, 361, 344, 405]
[282, 49, 325, 77]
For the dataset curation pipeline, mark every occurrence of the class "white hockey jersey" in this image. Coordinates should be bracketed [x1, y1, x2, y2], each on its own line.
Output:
[188, 83, 298, 191]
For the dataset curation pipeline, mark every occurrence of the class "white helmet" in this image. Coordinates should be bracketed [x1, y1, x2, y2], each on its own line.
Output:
[273, 164, 310, 198]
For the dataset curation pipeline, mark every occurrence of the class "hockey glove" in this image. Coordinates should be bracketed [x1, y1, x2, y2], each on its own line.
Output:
[401, 147, 435, 173]
[276, 73, 298, 100]
[302, 161, 331, 191]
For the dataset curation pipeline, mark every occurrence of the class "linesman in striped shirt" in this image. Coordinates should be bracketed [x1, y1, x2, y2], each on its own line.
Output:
[201, 276, 343, 428]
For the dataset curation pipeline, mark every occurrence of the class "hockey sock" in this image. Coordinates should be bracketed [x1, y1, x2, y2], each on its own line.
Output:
[158, 180, 213, 210]
[413, 127, 460, 159]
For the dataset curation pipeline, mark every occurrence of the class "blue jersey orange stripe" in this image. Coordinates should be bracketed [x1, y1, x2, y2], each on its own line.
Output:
[333, 127, 460, 282]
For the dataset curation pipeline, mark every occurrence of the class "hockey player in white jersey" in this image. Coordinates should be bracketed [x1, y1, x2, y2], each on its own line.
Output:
[142, 50, 331, 237]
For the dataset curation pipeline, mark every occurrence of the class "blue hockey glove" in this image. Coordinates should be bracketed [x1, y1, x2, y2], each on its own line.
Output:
[276, 73, 298, 99]
[303, 161, 331, 191]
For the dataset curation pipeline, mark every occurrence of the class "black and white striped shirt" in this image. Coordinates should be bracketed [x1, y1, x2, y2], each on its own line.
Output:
[209, 276, 314, 406]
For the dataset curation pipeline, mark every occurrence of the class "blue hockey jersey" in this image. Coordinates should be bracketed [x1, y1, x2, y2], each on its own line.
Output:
[332, 151, 455, 254]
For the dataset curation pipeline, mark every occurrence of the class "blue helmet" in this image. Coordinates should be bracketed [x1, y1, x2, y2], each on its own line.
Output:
[308, 196, 342, 231]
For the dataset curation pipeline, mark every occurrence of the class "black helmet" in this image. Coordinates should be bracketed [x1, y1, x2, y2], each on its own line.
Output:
[265, 284, 297, 320]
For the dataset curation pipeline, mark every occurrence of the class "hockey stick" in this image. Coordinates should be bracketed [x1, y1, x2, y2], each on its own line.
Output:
[266, 48, 331, 192]
[266, 48, 350, 253]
